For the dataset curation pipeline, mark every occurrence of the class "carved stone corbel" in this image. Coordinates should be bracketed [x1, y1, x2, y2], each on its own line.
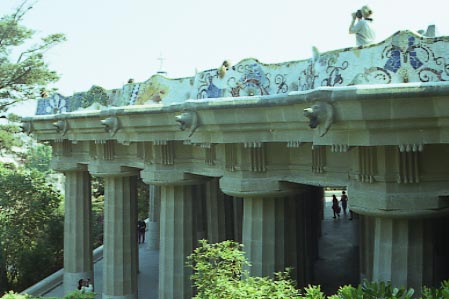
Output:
[52, 119, 68, 136]
[175, 110, 199, 137]
[101, 117, 120, 137]
[21, 122, 32, 135]
[303, 101, 334, 137]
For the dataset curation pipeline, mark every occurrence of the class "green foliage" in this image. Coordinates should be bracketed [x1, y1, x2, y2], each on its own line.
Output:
[0, 163, 63, 292]
[0, 0, 66, 112]
[0, 290, 95, 299]
[359, 280, 414, 299]
[62, 290, 96, 299]
[330, 284, 364, 299]
[187, 241, 449, 299]
[91, 194, 104, 248]
[0, 122, 22, 151]
[0, 291, 31, 299]
[137, 180, 149, 220]
[303, 285, 326, 299]
[23, 142, 52, 173]
[328, 280, 415, 299]
[187, 239, 301, 299]
[421, 280, 449, 299]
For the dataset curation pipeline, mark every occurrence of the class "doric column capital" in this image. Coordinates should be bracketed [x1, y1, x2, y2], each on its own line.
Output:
[140, 169, 207, 186]
[88, 162, 139, 178]
[51, 158, 87, 173]
[220, 177, 304, 198]
[349, 181, 449, 219]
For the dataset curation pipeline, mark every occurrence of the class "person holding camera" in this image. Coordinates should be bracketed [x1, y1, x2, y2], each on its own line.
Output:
[349, 5, 375, 46]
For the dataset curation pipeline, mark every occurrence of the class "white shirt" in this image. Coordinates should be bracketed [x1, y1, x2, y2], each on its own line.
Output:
[350, 19, 375, 46]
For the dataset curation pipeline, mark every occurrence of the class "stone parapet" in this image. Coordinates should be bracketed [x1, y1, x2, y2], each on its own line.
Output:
[33, 31, 449, 115]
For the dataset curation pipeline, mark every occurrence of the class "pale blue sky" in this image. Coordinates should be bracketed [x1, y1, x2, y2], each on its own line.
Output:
[1, 0, 448, 97]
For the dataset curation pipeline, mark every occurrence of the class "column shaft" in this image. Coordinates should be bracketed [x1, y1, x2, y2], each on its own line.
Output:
[232, 197, 243, 243]
[242, 197, 287, 277]
[372, 217, 433, 290]
[359, 215, 374, 281]
[63, 170, 93, 294]
[292, 194, 310, 287]
[102, 175, 138, 299]
[205, 178, 226, 243]
[159, 185, 196, 299]
[147, 185, 161, 250]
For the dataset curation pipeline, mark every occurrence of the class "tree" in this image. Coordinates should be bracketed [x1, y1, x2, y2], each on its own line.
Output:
[0, 0, 66, 114]
[0, 164, 64, 292]
[23, 142, 52, 173]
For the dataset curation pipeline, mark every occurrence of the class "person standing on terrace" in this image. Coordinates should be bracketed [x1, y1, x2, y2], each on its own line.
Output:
[349, 5, 375, 46]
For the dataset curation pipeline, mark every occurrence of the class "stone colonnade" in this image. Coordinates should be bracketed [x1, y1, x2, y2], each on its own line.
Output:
[359, 214, 449, 291]
[61, 165, 323, 299]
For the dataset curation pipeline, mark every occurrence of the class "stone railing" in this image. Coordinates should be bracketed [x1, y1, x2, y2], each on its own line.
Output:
[21, 245, 104, 297]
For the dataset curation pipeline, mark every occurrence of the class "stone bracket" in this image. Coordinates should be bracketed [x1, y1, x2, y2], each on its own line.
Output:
[175, 110, 200, 137]
[53, 119, 69, 136]
[303, 101, 334, 137]
[101, 117, 120, 137]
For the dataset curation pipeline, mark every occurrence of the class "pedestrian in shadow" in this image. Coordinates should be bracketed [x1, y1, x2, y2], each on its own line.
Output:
[332, 194, 340, 219]
[138, 219, 147, 244]
[77, 279, 84, 291]
[340, 191, 348, 215]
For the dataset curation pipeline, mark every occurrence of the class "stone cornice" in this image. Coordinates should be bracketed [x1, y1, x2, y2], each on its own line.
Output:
[22, 82, 449, 147]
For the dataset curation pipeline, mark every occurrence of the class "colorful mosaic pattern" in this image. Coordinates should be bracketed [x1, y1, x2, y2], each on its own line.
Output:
[36, 30, 449, 115]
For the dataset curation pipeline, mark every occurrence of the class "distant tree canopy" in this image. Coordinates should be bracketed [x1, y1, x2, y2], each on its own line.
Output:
[0, 0, 66, 114]
[0, 163, 64, 292]
[0, 1, 66, 292]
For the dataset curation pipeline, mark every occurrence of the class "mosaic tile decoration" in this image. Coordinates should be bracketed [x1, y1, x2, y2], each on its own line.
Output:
[35, 30, 449, 115]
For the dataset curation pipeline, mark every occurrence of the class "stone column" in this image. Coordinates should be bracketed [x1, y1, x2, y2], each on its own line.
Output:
[359, 215, 374, 281]
[220, 177, 305, 279]
[284, 196, 301, 284]
[147, 185, 161, 250]
[242, 196, 289, 277]
[232, 197, 243, 243]
[291, 192, 311, 287]
[372, 217, 434, 291]
[101, 173, 139, 299]
[63, 169, 93, 295]
[205, 178, 226, 243]
[158, 184, 196, 299]
[141, 169, 207, 299]
[192, 184, 207, 241]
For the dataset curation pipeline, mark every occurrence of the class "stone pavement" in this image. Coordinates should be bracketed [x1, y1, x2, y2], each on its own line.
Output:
[313, 192, 360, 295]
[43, 243, 159, 299]
[44, 192, 357, 299]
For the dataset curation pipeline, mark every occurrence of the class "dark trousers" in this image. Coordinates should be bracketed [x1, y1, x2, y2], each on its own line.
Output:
[138, 231, 145, 243]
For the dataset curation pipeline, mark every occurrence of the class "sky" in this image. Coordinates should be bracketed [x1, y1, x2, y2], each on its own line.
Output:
[1, 0, 448, 99]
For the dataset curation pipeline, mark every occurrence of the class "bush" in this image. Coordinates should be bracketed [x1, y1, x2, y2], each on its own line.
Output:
[0, 290, 95, 299]
[63, 290, 96, 299]
[187, 240, 449, 299]
[187, 239, 301, 299]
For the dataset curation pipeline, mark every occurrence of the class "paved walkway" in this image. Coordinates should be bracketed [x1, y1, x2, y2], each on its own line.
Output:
[313, 192, 360, 295]
[44, 192, 357, 298]
[44, 244, 159, 299]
